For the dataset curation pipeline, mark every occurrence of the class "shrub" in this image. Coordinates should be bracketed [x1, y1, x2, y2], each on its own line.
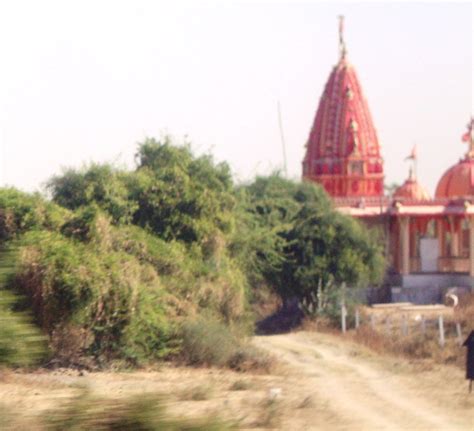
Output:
[48, 164, 137, 224]
[0, 188, 68, 240]
[131, 137, 235, 245]
[180, 318, 240, 367]
[179, 318, 274, 372]
[228, 344, 275, 373]
[0, 246, 48, 367]
[0, 290, 47, 366]
[0, 136, 386, 367]
[237, 174, 384, 313]
[10, 230, 176, 364]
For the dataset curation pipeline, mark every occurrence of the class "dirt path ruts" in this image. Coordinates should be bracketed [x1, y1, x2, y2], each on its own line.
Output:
[254, 331, 474, 431]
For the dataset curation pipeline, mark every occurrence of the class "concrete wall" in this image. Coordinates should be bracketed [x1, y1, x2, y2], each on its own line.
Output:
[388, 273, 473, 304]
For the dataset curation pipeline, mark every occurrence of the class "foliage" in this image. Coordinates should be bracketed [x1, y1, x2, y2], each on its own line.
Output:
[131, 137, 235, 245]
[0, 188, 68, 240]
[0, 247, 47, 366]
[285, 201, 384, 305]
[0, 290, 48, 366]
[237, 174, 385, 313]
[0, 136, 385, 365]
[179, 318, 241, 367]
[48, 163, 136, 224]
[179, 318, 274, 372]
[44, 391, 235, 431]
[11, 224, 178, 364]
[230, 175, 298, 289]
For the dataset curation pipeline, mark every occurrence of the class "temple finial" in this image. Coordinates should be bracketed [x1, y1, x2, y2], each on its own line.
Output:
[462, 117, 474, 158]
[404, 144, 417, 179]
[338, 15, 347, 60]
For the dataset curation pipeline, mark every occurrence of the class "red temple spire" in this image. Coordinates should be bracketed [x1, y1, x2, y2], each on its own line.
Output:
[302, 17, 384, 198]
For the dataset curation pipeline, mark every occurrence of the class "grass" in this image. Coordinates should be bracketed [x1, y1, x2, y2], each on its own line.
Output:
[254, 398, 284, 429]
[1, 390, 235, 431]
[179, 318, 276, 373]
[229, 379, 252, 391]
[179, 384, 213, 401]
[297, 396, 316, 409]
[347, 294, 474, 369]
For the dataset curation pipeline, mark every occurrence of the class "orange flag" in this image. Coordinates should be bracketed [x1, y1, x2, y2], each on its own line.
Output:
[462, 118, 473, 142]
[405, 145, 417, 161]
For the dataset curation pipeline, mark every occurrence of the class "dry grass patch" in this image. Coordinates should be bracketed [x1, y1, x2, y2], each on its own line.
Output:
[253, 398, 285, 429]
[180, 318, 276, 373]
[349, 323, 466, 369]
[179, 384, 214, 401]
[229, 379, 252, 391]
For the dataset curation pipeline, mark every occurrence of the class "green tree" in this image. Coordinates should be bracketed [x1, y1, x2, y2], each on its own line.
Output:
[131, 137, 235, 245]
[237, 174, 384, 311]
[48, 164, 136, 224]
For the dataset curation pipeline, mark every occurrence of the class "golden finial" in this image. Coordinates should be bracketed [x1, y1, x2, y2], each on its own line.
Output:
[338, 15, 347, 60]
[462, 117, 474, 158]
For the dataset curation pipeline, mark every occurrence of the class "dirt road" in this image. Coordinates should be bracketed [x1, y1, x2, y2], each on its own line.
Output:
[255, 331, 474, 430]
[1, 331, 473, 430]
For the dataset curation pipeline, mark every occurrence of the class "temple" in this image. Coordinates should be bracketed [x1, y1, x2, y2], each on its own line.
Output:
[303, 17, 474, 303]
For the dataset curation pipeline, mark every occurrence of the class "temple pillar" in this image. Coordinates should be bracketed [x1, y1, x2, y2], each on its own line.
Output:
[399, 216, 410, 275]
[470, 216, 474, 277]
[437, 219, 444, 257]
[448, 216, 459, 257]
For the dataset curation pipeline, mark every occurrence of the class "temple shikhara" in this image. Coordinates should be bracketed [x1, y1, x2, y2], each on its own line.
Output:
[303, 17, 474, 303]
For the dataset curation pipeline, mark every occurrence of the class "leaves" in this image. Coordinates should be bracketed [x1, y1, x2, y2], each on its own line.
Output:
[0, 135, 385, 365]
[236, 173, 385, 310]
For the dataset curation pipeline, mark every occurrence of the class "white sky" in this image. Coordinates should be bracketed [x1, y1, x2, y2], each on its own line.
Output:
[0, 1, 472, 194]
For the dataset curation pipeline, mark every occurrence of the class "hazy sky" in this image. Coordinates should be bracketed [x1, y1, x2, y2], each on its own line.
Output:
[0, 1, 471, 194]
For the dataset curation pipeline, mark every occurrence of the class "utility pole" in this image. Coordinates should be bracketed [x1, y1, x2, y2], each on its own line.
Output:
[277, 100, 288, 177]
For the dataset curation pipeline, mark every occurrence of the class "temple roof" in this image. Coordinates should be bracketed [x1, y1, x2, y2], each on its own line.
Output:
[302, 17, 384, 198]
[394, 168, 431, 202]
[435, 118, 474, 199]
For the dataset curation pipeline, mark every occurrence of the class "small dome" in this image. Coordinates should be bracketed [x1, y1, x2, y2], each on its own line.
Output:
[435, 157, 474, 199]
[394, 170, 431, 201]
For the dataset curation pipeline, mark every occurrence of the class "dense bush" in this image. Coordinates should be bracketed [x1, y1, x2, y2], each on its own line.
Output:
[0, 188, 68, 240]
[237, 174, 384, 313]
[131, 137, 235, 245]
[0, 247, 47, 366]
[0, 137, 385, 366]
[48, 164, 136, 224]
[12, 228, 175, 363]
[0, 290, 47, 366]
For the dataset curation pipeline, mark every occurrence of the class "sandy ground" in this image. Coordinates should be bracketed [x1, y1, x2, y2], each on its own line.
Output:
[1, 331, 473, 430]
[256, 331, 474, 430]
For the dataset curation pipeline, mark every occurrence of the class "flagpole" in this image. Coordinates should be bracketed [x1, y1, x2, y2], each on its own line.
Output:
[277, 100, 288, 178]
[404, 145, 417, 179]
[414, 152, 417, 179]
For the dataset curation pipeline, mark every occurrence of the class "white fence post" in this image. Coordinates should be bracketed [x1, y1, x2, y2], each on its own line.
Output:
[456, 323, 463, 346]
[438, 315, 445, 348]
[402, 314, 408, 336]
[341, 303, 347, 333]
[355, 308, 360, 329]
